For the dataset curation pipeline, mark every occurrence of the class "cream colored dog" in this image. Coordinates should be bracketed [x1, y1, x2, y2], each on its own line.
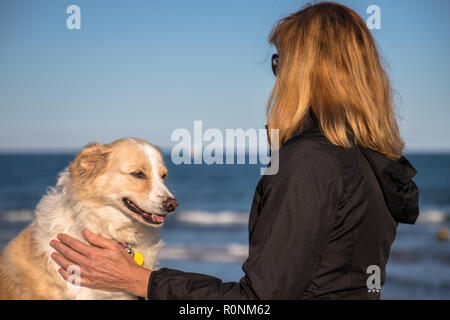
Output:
[0, 138, 178, 299]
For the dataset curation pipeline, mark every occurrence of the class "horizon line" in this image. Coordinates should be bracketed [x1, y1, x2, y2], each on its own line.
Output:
[0, 147, 449, 155]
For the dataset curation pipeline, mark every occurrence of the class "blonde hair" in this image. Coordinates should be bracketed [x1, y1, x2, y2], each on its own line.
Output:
[267, 1, 404, 159]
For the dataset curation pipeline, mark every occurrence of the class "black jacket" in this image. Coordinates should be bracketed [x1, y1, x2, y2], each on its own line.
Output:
[147, 123, 419, 300]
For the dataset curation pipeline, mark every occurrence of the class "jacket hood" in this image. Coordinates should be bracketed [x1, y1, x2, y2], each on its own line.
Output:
[359, 147, 419, 224]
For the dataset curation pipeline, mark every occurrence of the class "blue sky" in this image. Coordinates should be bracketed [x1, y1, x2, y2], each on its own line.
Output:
[0, 0, 449, 152]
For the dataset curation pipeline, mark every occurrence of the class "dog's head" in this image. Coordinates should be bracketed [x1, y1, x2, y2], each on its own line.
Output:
[68, 138, 177, 228]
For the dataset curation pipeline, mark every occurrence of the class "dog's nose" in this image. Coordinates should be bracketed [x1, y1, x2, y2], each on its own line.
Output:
[162, 197, 178, 212]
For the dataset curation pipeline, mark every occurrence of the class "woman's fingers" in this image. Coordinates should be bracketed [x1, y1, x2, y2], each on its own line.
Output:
[82, 229, 117, 249]
[56, 233, 94, 256]
[50, 239, 89, 266]
[51, 252, 74, 270]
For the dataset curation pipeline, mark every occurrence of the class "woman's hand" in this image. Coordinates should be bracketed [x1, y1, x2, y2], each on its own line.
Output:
[49, 230, 151, 298]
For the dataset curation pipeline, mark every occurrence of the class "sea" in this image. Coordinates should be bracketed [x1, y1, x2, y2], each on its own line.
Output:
[0, 152, 449, 299]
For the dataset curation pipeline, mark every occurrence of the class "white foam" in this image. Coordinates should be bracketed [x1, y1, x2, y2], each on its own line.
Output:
[175, 210, 249, 226]
[0, 208, 446, 226]
[416, 209, 449, 224]
[0, 209, 34, 222]
[0, 208, 249, 226]
[159, 243, 248, 263]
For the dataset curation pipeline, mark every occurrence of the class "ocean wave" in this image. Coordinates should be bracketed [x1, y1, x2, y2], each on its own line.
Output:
[0, 208, 249, 225]
[159, 243, 248, 263]
[0, 209, 34, 222]
[416, 209, 449, 224]
[174, 209, 450, 226]
[0, 208, 447, 226]
[174, 210, 249, 226]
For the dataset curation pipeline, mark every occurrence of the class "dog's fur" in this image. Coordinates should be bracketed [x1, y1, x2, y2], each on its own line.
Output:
[0, 138, 176, 299]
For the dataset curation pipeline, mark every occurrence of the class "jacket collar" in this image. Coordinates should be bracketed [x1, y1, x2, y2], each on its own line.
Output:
[292, 112, 323, 138]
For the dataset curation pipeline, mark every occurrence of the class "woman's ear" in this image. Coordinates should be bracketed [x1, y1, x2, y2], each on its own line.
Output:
[69, 142, 110, 183]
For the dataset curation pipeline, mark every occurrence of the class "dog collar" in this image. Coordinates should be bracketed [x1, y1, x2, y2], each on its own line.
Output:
[118, 242, 144, 266]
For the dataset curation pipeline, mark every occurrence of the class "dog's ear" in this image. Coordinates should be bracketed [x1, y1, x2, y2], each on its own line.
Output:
[70, 142, 110, 183]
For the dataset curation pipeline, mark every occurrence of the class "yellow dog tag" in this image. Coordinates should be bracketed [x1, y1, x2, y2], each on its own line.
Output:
[118, 242, 144, 266]
[133, 251, 144, 266]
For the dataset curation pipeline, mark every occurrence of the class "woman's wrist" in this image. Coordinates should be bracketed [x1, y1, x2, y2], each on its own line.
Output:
[126, 266, 152, 298]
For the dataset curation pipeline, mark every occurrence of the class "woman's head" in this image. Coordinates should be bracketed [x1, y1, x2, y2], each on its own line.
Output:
[267, 1, 403, 159]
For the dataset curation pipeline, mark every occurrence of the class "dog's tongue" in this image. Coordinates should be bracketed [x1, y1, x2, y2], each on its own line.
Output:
[141, 212, 165, 224]
[152, 214, 165, 223]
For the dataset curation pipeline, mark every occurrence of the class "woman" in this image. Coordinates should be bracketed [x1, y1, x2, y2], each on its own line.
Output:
[50, 2, 419, 299]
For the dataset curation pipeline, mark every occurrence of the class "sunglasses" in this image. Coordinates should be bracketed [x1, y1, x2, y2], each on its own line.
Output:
[271, 54, 279, 76]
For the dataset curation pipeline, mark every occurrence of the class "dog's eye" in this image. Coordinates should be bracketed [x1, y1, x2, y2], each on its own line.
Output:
[130, 171, 146, 179]
[161, 173, 167, 180]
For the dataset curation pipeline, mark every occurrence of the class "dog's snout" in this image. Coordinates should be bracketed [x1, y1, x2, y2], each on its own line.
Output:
[162, 197, 178, 212]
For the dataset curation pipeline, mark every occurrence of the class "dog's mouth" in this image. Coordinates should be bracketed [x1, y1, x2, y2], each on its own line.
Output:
[122, 198, 166, 225]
